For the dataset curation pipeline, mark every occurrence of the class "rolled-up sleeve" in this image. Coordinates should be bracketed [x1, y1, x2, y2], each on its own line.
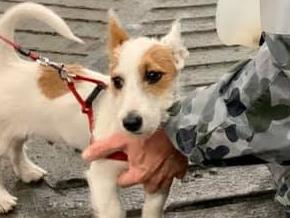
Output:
[166, 44, 284, 165]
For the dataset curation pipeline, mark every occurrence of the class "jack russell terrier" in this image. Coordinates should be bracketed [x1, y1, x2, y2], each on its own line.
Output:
[0, 2, 188, 218]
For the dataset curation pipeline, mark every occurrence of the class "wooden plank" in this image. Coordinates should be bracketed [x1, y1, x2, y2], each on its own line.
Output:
[2, 139, 277, 217]
[142, 17, 215, 35]
[0, 1, 107, 23]
[164, 198, 283, 218]
[142, 5, 216, 23]
[153, 0, 217, 9]
[15, 32, 98, 55]
[186, 47, 256, 67]
[166, 165, 274, 209]
[184, 31, 222, 49]
[3, 0, 113, 10]
[119, 165, 276, 211]
[179, 62, 236, 87]
[153, 3, 217, 11]
[13, 19, 105, 39]
[146, 30, 223, 50]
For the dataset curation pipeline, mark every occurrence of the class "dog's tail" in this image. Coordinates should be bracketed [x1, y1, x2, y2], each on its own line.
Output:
[0, 2, 83, 60]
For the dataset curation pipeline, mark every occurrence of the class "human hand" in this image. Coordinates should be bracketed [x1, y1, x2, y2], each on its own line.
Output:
[82, 130, 188, 193]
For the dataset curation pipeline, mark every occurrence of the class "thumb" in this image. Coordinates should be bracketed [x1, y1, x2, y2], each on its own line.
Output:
[82, 132, 128, 161]
[117, 168, 145, 187]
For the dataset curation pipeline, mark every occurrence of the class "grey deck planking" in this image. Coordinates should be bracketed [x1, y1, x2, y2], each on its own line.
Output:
[2, 138, 279, 217]
[6, 0, 117, 10]
[0, 1, 108, 22]
[154, 0, 218, 8]
[163, 198, 284, 218]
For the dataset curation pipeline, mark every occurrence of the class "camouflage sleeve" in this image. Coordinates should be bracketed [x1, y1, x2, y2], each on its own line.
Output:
[166, 34, 290, 210]
[166, 41, 289, 165]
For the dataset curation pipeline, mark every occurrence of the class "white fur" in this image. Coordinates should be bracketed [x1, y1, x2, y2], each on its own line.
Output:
[0, 3, 89, 213]
[87, 16, 188, 218]
[161, 21, 189, 70]
[114, 37, 169, 135]
[0, 3, 188, 217]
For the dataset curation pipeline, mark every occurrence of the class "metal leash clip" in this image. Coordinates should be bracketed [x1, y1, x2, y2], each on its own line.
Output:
[45, 61, 73, 83]
[56, 63, 71, 82]
[36, 56, 50, 66]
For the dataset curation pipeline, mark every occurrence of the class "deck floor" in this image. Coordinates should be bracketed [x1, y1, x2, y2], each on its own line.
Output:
[0, 0, 284, 217]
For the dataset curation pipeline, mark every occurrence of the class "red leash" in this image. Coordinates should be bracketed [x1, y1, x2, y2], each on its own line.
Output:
[0, 35, 128, 161]
[0, 34, 105, 141]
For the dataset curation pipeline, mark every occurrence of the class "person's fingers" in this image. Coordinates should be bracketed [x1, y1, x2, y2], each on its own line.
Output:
[117, 168, 146, 187]
[82, 133, 128, 161]
[175, 155, 188, 179]
[176, 167, 187, 179]
[144, 158, 171, 193]
[164, 153, 188, 179]
[160, 177, 173, 192]
[145, 153, 188, 192]
[144, 171, 164, 193]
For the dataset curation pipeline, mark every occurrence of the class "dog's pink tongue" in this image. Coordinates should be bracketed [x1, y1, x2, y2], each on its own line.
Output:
[107, 151, 128, 161]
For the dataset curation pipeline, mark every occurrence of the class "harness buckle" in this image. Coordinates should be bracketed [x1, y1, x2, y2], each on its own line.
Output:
[36, 56, 50, 66]
[58, 64, 69, 81]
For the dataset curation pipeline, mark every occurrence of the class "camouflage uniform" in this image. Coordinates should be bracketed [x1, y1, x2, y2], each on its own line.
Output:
[166, 33, 290, 208]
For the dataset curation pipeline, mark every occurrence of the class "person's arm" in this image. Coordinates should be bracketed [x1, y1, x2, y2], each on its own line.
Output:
[166, 43, 282, 165]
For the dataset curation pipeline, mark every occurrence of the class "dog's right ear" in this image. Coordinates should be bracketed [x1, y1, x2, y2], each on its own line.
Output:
[161, 21, 189, 71]
[108, 10, 129, 60]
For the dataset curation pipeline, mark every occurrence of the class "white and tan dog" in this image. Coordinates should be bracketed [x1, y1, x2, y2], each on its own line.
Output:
[0, 2, 188, 218]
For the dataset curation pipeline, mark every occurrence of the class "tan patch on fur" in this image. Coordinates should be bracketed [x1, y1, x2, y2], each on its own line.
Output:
[38, 65, 84, 99]
[109, 47, 121, 75]
[139, 45, 177, 95]
[108, 15, 129, 64]
[107, 15, 130, 96]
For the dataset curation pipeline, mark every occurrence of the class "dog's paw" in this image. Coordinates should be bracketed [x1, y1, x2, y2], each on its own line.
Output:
[19, 163, 47, 183]
[0, 190, 17, 214]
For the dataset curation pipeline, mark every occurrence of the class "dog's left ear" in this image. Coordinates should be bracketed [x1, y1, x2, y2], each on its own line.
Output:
[161, 21, 189, 70]
[108, 10, 129, 61]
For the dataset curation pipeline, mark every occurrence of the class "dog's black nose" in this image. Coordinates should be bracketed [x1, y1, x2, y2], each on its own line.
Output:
[123, 112, 143, 133]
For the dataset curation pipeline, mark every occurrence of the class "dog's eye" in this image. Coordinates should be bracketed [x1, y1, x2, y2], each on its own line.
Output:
[144, 71, 163, 84]
[112, 76, 124, 89]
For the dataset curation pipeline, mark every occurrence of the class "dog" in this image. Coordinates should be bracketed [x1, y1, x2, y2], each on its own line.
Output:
[0, 2, 103, 213]
[87, 12, 188, 218]
[0, 2, 188, 217]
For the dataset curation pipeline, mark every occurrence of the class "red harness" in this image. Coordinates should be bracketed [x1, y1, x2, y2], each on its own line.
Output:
[0, 35, 128, 161]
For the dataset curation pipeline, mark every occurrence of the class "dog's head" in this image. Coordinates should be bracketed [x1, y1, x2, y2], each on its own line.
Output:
[107, 12, 188, 136]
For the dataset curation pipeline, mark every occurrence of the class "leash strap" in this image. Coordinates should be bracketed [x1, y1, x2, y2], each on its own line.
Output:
[0, 35, 40, 60]
[0, 34, 106, 143]
[0, 34, 128, 161]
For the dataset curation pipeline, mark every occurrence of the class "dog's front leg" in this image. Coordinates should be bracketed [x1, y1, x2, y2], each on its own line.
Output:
[0, 137, 23, 213]
[142, 189, 169, 218]
[87, 159, 127, 218]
